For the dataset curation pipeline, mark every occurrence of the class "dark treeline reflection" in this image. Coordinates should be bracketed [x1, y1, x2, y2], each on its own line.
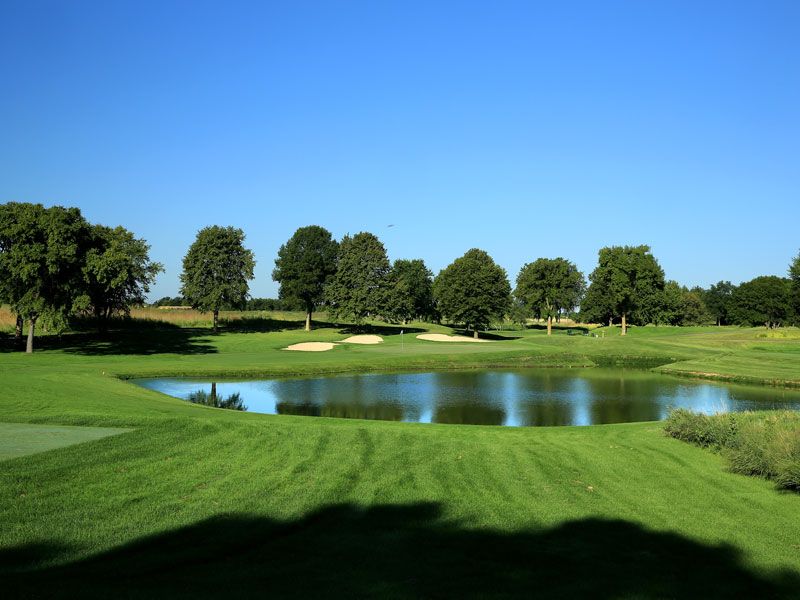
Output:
[136, 369, 800, 427]
[187, 382, 247, 411]
[583, 376, 663, 425]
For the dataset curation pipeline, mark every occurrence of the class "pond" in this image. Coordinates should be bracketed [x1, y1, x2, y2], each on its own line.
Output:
[134, 369, 800, 427]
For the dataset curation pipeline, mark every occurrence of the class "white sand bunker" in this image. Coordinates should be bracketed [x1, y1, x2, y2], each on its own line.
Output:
[416, 334, 490, 343]
[285, 342, 338, 352]
[340, 335, 384, 345]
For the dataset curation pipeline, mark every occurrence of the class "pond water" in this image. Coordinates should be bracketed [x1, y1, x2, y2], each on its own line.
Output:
[134, 369, 800, 427]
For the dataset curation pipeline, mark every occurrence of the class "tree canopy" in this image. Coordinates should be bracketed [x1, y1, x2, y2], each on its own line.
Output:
[583, 245, 665, 334]
[514, 258, 584, 335]
[729, 276, 792, 328]
[433, 249, 511, 338]
[789, 251, 800, 324]
[82, 224, 163, 328]
[384, 259, 435, 324]
[704, 281, 736, 326]
[0, 202, 91, 352]
[180, 226, 255, 332]
[324, 232, 390, 324]
[273, 225, 338, 331]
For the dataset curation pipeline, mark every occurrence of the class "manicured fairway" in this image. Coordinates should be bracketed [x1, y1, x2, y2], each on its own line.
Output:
[1, 320, 799, 597]
[0, 422, 129, 461]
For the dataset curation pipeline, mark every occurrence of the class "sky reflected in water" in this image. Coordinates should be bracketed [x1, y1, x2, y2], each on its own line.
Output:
[135, 369, 800, 427]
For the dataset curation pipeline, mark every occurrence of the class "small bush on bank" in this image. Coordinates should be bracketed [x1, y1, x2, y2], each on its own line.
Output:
[664, 409, 800, 491]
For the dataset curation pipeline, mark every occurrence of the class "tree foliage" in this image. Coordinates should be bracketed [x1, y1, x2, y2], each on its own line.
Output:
[704, 281, 736, 326]
[384, 259, 435, 323]
[729, 276, 792, 328]
[583, 245, 665, 333]
[324, 232, 390, 324]
[514, 258, 584, 334]
[790, 251, 800, 325]
[655, 281, 711, 326]
[82, 224, 163, 326]
[433, 249, 511, 337]
[0, 202, 91, 351]
[273, 225, 338, 331]
[180, 226, 255, 332]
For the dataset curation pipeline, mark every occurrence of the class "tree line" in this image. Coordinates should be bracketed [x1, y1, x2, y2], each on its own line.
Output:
[0, 203, 162, 352]
[2, 202, 799, 350]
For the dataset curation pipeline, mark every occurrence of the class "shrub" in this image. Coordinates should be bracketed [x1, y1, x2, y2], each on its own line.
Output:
[663, 408, 738, 448]
[664, 409, 800, 491]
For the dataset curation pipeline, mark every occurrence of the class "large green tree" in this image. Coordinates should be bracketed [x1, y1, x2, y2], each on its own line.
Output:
[584, 245, 665, 335]
[324, 232, 390, 324]
[0, 202, 91, 352]
[273, 225, 338, 331]
[729, 276, 792, 328]
[790, 251, 800, 325]
[82, 224, 163, 330]
[433, 248, 511, 338]
[704, 281, 736, 326]
[655, 282, 711, 326]
[384, 259, 435, 324]
[180, 226, 255, 333]
[514, 258, 584, 335]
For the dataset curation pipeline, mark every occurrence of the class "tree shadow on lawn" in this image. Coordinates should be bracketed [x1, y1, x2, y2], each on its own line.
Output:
[4, 502, 797, 599]
[336, 322, 427, 337]
[452, 328, 522, 341]
[0, 329, 219, 356]
[525, 324, 592, 335]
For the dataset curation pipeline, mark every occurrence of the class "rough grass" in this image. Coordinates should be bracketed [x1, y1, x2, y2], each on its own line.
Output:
[665, 409, 800, 490]
[1, 321, 800, 597]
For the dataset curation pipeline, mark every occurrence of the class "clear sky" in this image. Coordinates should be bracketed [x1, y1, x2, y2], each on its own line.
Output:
[2, 0, 798, 300]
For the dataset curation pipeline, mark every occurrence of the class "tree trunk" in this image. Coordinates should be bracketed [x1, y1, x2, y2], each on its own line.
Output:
[473, 328, 479, 339]
[211, 382, 217, 401]
[213, 310, 219, 333]
[15, 315, 23, 341]
[26, 317, 36, 353]
[621, 312, 627, 336]
[305, 309, 312, 332]
[547, 315, 552, 336]
[609, 317, 613, 327]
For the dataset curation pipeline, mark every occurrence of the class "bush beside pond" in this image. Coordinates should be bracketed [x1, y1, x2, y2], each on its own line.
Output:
[664, 409, 800, 490]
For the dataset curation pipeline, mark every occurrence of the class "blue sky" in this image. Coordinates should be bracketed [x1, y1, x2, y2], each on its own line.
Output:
[1, 0, 798, 299]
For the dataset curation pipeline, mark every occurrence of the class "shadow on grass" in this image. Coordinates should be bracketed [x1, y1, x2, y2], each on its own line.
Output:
[525, 323, 591, 335]
[452, 329, 522, 341]
[336, 323, 426, 336]
[4, 502, 797, 598]
[0, 329, 218, 356]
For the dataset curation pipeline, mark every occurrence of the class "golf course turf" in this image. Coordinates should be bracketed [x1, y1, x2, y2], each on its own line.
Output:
[1, 317, 799, 598]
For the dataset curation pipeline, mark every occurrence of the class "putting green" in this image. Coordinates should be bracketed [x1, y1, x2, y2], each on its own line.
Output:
[0, 422, 130, 461]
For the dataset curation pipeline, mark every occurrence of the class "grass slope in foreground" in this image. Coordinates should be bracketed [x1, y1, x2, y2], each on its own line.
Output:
[1, 319, 799, 597]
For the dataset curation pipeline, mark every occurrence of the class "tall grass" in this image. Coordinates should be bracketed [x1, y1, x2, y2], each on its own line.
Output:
[0, 306, 17, 333]
[665, 409, 800, 490]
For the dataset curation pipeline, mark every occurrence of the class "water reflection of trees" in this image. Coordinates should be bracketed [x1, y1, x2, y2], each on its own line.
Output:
[272, 376, 404, 422]
[431, 372, 505, 425]
[187, 382, 247, 411]
[518, 372, 575, 426]
[522, 401, 573, 426]
[583, 374, 663, 424]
